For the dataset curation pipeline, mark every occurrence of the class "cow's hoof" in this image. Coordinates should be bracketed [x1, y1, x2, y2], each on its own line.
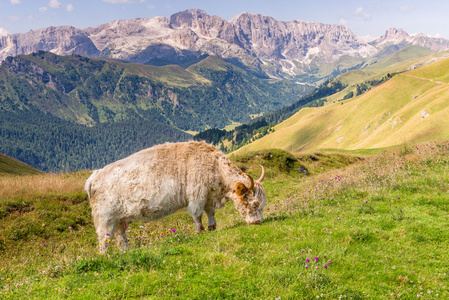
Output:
[208, 224, 216, 231]
[196, 224, 205, 234]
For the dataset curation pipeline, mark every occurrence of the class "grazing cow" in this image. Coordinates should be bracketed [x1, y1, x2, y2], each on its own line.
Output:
[85, 141, 266, 253]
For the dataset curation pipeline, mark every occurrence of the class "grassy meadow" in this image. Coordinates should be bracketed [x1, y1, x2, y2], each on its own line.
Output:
[1, 140, 448, 299]
[236, 57, 449, 155]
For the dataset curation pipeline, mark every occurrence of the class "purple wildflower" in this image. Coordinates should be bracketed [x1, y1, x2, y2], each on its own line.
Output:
[306, 258, 310, 263]
[324, 265, 328, 269]
[315, 257, 319, 261]
[172, 229, 176, 233]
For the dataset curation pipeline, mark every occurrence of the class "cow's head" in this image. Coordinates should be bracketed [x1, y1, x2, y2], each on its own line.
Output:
[231, 166, 266, 224]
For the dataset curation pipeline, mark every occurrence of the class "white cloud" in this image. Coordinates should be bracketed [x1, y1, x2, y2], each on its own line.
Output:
[48, 0, 61, 8]
[0, 27, 8, 36]
[359, 35, 378, 43]
[399, 5, 414, 12]
[39, 6, 48, 12]
[103, 0, 144, 3]
[339, 18, 348, 26]
[353, 7, 371, 20]
[10, 0, 21, 4]
[66, 3, 74, 12]
[354, 7, 364, 15]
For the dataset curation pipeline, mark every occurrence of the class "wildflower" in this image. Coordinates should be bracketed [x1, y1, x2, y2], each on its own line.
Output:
[139, 226, 144, 228]
[42, 243, 46, 246]
[365, 200, 368, 203]
[172, 229, 176, 233]
[107, 238, 111, 243]
[106, 233, 109, 236]
[6, 278, 10, 281]
[305, 264, 308, 268]
[315, 257, 319, 261]
[306, 258, 310, 263]
[324, 265, 328, 269]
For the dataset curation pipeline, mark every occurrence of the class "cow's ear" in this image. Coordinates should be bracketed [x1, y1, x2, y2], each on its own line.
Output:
[235, 182, 248, 196]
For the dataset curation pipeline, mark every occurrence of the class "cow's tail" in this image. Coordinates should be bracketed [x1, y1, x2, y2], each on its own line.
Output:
[84, 170, 99, 200]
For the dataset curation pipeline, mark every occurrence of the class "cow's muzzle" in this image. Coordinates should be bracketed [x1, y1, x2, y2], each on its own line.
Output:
[250, 220, 262, 225]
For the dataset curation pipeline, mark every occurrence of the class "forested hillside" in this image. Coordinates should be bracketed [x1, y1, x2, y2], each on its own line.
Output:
[0, 51, 312, 171]
[0, 52, 312, 130]
[0, 110, 190, 172]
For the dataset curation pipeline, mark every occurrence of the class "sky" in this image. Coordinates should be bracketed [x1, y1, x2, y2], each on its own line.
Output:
[1, 0, 449, 41]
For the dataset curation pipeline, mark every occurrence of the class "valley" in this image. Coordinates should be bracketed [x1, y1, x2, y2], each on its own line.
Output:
[1, 7, 449, 298]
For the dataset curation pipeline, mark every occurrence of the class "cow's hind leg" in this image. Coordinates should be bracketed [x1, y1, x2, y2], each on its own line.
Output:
[95, 216, 120, 254]
[205, 206, 216, 231]
[115, 221, 129, 252]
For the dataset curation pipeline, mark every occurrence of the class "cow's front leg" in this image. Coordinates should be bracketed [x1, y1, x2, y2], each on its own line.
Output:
[205, 207, 216, 231]
[188, 202, 205, 233]
[115, 221, 129, 252]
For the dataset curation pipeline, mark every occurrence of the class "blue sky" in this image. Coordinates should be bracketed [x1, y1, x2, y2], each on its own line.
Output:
[1, 0, 448, 41]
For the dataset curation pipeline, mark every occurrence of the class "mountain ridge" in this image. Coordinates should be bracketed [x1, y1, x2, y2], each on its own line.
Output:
[0, 9, 405, 81]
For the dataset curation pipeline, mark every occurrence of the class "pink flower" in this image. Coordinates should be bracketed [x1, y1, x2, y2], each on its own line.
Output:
[171, 229, 176, 233]
[42, 243, 46, 246]
[306, 258, 310, 263]
[315, 257, 319, 261]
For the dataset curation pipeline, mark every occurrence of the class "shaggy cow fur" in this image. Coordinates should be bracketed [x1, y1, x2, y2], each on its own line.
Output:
[85, 141, 266, 254]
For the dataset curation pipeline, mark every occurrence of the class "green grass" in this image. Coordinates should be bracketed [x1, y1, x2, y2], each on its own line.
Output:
[1, 141, 449, 299]
[0, 153, 41, 176]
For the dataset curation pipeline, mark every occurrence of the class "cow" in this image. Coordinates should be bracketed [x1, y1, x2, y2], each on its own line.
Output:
[85, 141, 266, 254]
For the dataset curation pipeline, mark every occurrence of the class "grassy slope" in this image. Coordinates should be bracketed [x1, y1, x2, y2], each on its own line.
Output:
[0, 141, 448, 299]
[324, 47, 448, 104]
[0, 153, 41, 176]
[235, 57, 449, 154]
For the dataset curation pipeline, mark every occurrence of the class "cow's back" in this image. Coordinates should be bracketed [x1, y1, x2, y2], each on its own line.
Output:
[87, 141, 222, 216]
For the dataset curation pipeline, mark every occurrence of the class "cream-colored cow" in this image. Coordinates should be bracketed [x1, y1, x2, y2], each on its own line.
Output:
[85, 141, 266, 253]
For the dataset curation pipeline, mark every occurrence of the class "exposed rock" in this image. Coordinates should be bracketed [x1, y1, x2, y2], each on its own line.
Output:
[421, 110, 430, 118]
[298, 166, 309, 175]
[373, 28, 449, 52]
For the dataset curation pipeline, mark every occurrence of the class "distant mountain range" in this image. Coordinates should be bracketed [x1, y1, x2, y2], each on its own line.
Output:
[1, 9, 448, 83]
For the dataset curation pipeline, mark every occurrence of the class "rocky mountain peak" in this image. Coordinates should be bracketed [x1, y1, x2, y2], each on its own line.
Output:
[373, 27, 449, 51]
[2, 9, 449, 82]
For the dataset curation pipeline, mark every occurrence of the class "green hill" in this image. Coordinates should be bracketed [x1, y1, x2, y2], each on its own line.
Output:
[0, 153, 41, 176]
[0, 52, 312, 171]
[235, 57, 449, 154]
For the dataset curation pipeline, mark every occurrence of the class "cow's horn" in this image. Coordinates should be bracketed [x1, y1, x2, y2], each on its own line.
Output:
[248, 175, 254, 190]
[256, 165, 265, 183]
